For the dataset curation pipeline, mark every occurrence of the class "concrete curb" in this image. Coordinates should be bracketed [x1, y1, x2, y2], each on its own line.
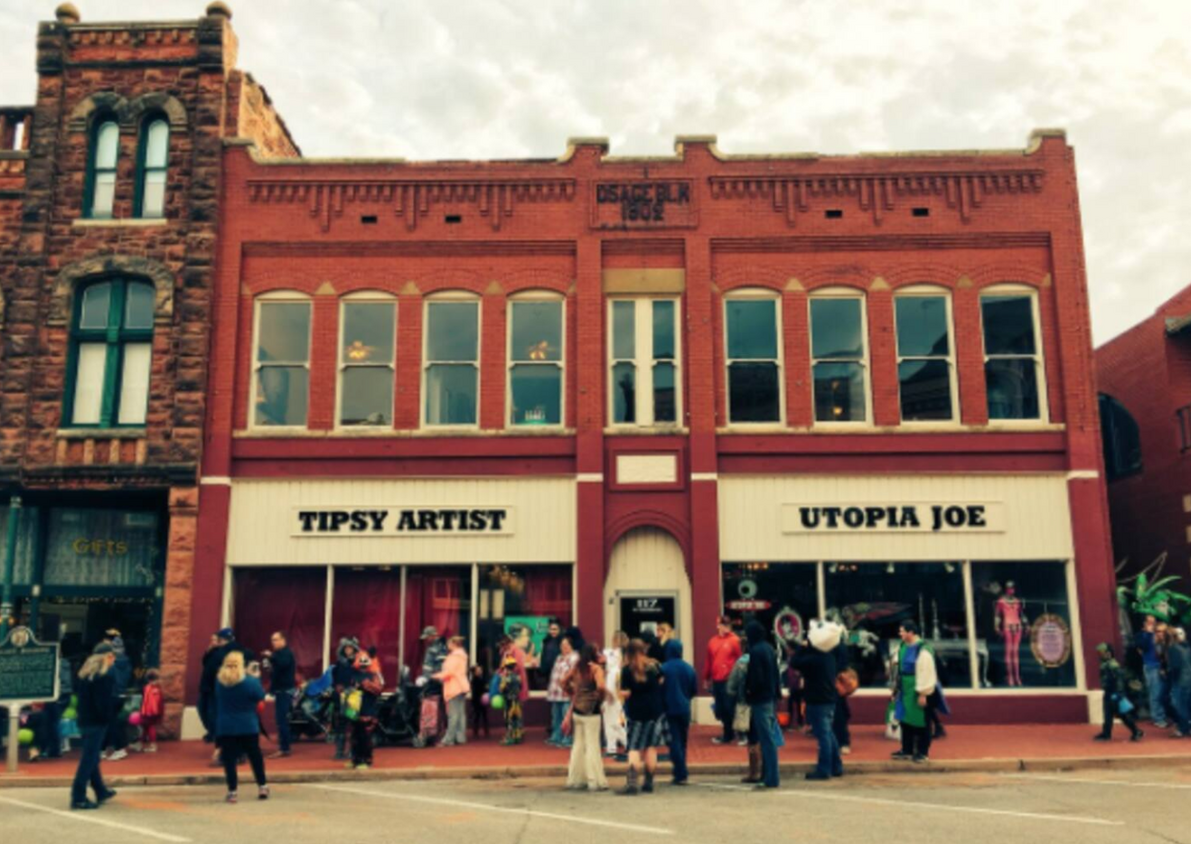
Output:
[3, 753, 1189, 789]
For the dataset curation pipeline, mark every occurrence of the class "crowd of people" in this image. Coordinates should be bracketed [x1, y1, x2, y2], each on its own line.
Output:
[42, 607, 1191, 811]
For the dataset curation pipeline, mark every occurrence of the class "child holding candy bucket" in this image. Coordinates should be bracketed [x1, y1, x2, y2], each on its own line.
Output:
[496, 655, 523, 745]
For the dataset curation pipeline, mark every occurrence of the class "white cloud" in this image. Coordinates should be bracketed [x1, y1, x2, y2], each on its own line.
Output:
[1, 0, 1189, 342]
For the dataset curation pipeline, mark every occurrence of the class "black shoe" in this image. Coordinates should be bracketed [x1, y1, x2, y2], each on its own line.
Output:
[890, 751, 912, 760]
[831, 770, 844, 778]
[1093, 733, 1112, 742]
[805, 771, 831, 781]
[71, 800, 99, 811]
[97, 790, 117, 804]
[671, 778, 689, 786]
[642, 774, 654, 794]
[1131, 730, 1145, 742]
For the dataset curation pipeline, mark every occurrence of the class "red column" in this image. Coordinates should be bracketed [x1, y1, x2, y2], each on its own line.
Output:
[954, 281, 989, 426]
[480, 286, 507, 430]
[783, 283, 811, 428]
[574, 236, 605, 646]
[394, 292, 423, 430]
[307, 295, 338, 430]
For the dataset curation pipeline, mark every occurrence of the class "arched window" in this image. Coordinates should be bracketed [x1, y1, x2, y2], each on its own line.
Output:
[423, 292, 480, 427]
[509, 291, 564, 427]
[723, 288, 783, 424]
[809, 287, 869, 424]
[66, 279, 155, 426]
[251, 292, 312, 428]
[1099, 393, 1142, 481]
[135, 116, 169, 218]
[85, 116, 119, 219]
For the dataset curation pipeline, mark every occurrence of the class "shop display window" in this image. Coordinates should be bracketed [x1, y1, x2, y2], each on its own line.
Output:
[824, 562, 971, 690]
[233, 567, 327, 684]
[477, 564, 572, 689]
[0, 504, 38, 585]
[403, 566, 472, 677]
[721, 562, 817, 656]
[43, 508, 160, 588]
[509, 298, 563, 426]
[971, 562, 1076, 688]
[329, 567, 402, 685]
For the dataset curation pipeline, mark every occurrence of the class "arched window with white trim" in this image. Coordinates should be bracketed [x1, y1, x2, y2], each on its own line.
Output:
[724, 289, 783, 424]
[894, 286, 957, 422]
[980, 285, 1047, 421]
[423, 292, 480, 427]
[338, 292, 396, 427]
[508, 291, 564, 427]
[251, 291, 312, 427]
[809, 288, 869, 424]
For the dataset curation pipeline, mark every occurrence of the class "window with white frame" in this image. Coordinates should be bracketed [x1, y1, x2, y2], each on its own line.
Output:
[810, 292, 868, 423]
[980, 288, 1045, 421]
[508, 294, 564, 426]
[608, 297, 681, 426]
[338, 294, 396, 426]
[424, 295, 479, 426]
[724, 292, 782, 424]
[252, 294, 311, 427]
[895, 290, 956, 422]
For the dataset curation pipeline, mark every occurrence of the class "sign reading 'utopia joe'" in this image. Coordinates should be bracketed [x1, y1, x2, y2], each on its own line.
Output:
[782, 502, 1005, 534]
[293, 507, 513, 537]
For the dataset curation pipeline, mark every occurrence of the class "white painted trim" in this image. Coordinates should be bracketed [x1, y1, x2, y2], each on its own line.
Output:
[469, 562, 479, 665]
[577, 473, 604, 483]
[199, 476, 231, 486]
[220, 565, 233, 629]
[962, 560, 980, 689]
[1066, 557, 1088, 691]
[691, 472, 718, 482]
[1067, 470, 1100, 481]
[180, 705, 204, 740]
[323, 565, 334, 673]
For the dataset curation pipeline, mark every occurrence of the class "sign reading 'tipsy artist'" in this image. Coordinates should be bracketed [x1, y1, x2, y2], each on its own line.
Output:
[781, 502, 1005, 534]
[293, 507, 513, 537]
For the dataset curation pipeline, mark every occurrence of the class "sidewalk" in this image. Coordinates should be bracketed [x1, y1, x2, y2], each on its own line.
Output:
[5, 724, 1190, 788]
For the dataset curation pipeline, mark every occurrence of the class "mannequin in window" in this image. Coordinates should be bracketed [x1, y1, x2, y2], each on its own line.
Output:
[994, 581, 1027, 686]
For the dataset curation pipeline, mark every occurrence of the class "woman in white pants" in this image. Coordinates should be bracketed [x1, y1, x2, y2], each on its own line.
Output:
[602, 631, 628, 755]
[564, 644, 610, 791]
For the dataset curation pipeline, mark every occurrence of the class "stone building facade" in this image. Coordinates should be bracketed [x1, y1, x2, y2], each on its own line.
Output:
[0, 3, 295, 735]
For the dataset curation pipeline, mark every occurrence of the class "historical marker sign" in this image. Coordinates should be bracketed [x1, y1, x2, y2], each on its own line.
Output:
[0, 626, 59, 704]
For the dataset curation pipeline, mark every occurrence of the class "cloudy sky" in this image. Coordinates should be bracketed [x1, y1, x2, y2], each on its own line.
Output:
[1, 0, 1188, 343]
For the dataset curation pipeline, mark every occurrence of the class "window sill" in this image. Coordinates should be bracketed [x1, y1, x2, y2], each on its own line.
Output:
[716, 423, 1067, 435]
[56, 428, 147, 439]
[235, 427, 578, 439]
[72, 218, 171, 228]
[604, 425, 690, 436]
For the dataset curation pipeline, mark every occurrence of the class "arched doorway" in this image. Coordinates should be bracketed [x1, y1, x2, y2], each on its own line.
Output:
[605, 526, 692, 648]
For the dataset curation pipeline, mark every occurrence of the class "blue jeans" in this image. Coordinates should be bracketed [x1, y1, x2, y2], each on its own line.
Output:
[751, 702, 780, 788]
[549, 701, 571, 746]
[1144, 665, 1168, 724]
[275, 690, 293, 753]
[71, 726, 108, 804]
[712, 681, 734, 741]
[1172, 684, 1191, 733]
[666, 714, 690, 781]
[806, 702, 842, 777]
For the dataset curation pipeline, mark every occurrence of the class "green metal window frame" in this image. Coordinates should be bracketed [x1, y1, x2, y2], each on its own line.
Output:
[133, 114, 169, 219]
[83, 114, 119, 220]
[62, 278, 155, 428]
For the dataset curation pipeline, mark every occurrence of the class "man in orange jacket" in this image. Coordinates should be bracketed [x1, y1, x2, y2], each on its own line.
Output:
[704, 616, 743, 744]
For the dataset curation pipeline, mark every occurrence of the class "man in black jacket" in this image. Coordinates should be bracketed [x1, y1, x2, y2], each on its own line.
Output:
[264, 631, 296, 758]
[791, 621, 842, 780]
[743, 620, 781, 789]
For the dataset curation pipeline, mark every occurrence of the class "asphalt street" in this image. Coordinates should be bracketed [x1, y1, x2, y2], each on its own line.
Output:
[2, 766, 1191, 844]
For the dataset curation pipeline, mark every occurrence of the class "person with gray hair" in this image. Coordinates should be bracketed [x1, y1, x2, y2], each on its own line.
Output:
[70, 644, 119, 810]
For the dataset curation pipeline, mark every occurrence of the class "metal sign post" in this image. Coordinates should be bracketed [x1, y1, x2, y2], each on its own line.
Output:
[0, 626, 60, 774]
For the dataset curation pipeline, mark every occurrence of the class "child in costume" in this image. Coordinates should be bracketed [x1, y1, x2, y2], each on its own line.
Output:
[138, 669, 164, 752]
[348, 650, 384, 769]
[1094, 642, 1144, 742]
[498, 655, 524, 745]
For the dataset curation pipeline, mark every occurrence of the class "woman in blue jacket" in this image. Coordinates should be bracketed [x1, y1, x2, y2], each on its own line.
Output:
[216, 650, 269, 803]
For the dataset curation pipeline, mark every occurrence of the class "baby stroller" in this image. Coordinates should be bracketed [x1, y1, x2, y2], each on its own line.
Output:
[288, 674, 336, 742]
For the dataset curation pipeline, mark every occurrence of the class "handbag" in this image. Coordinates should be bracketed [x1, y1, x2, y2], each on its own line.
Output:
[835, 668, 859, 698]
[1115, 694, 1135, 715]
[733, 702, 751, 733]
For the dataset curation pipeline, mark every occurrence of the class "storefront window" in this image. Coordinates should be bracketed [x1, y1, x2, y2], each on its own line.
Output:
[477, 564, 572, 689]
[254, 297, 311, 427]
[424, 298, 480, 426]
[811, 295, 868, 423]
[509, 298, 563, 426]
[330, 567, 402, 685]
[403, 566, 472, 677]
[721, 562, 817, 655]
[233, 567, 326, 684]
[971, 562, 1076, 688]
[338, 299, 396, 426]
[0, 504, 38, 585]
[43, 508, 160, 588]
[824, 562, 971, 690]
[725, 295, 781, 423]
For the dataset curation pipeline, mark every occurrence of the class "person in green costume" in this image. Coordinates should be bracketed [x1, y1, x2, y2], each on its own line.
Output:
[890, 621, 937, 762]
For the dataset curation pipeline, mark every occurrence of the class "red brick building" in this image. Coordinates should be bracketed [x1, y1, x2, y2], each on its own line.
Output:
[1, 5, 1121, 734]
[1096, 286, 1191, 595]
[0, 3, 294, 735]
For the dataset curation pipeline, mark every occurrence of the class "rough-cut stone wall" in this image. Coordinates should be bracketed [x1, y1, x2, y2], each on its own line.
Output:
[0, 6, 299, 737]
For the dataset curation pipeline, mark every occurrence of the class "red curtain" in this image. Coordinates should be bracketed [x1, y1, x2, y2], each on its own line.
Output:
[522, 566, 573, 626]
[402, 567, 470, 675]
[233, 567, 326, 684]
[330, 568, 402, 686]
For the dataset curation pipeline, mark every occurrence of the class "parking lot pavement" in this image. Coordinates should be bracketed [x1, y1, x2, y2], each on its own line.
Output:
[3, 767, 1191, 844]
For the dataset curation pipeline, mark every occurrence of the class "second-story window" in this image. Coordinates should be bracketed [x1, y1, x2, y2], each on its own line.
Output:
[609, 298, 681, 426]
[424, 296, 479, 427]
[724, 292, 782, 424]
[810, 292, 868, 423]
[895, 291, 956, 422]
[981, 288, 1045, 421]
[253, 295, 311, 427]
[85, 117, 119, 219]
[135, 116, 169, 219]
[339, 295, 396, 427]
[67, 279, 154, 426]
[509, 295, 563, 427]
